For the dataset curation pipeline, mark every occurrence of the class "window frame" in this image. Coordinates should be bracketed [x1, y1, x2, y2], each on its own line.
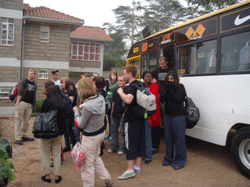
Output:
[70, 42, 100, 61]
[177, 39, 217, 75]
[40, 26, 50, 43]
[0, 86, 13, 99]
[1, 17, 14, 46]
[38, 69, 48, 79]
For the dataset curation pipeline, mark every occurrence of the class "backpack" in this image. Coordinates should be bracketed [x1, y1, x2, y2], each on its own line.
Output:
[9, 84, 18, 102]
[9, 79, 28, 102]
[131, 82, 156, 117]
[185, 97, 200, 129]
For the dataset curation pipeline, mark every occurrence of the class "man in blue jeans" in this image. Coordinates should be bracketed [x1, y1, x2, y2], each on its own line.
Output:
[108, 75, 126, 154]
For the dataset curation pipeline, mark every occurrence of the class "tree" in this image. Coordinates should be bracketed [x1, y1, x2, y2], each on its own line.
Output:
[141, 0, 187, 33]
[102, 30, 127, 71]
[186, 0, 243, 15]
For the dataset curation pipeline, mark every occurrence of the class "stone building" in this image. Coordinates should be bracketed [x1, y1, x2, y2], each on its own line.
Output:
[0, 1, 112, 115]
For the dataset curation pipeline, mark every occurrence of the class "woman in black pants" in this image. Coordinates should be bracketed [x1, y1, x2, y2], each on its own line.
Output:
[160, 71, 187, 170]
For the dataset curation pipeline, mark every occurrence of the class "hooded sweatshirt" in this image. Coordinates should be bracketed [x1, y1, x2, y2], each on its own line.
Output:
[75, 95, 105, 135]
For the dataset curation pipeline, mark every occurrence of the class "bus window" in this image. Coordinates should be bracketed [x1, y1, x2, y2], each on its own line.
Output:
[178, 40, 217, 75]
[149, 53, 158, 70]
[130, 59, 141, 79]
[221, 31, 250, 72]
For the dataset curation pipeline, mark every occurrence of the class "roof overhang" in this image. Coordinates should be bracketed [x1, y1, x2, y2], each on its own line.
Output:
[23, 16, 84, 26]
[70, 36, 113, 43]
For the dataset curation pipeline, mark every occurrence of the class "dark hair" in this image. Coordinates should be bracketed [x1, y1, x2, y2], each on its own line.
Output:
[164, 71, 179, 87]
[151, 70, 158, 81]
[123, 65, 137, 78]
[52, 70, 59, 75]
[43, 80, 55, 96]
[94, 76, 106, 89]
[47, 85, 66, 110]
[70, 81, 77, 91]
[142, 70, 153, 79]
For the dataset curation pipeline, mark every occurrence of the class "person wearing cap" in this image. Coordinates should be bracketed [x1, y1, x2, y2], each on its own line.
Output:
[52, 70, 61, 89]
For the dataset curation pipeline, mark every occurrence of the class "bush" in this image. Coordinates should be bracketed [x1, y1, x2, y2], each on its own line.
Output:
[32, 99, 43, 114]
[0, 135, 14, 186]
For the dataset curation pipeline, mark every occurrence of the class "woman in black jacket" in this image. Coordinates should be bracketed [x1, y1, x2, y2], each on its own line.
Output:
[160, 71, 187, 170]
[40, 85, 66, 183]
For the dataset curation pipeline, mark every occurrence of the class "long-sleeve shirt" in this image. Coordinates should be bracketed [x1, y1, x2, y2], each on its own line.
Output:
[160, 83, 186, 116]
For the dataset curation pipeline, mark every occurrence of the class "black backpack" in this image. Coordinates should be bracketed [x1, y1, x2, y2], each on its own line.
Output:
[185, 97, 200, 129]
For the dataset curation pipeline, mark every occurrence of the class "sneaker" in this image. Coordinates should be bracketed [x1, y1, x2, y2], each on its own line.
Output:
[118, 150, 124, 155]
[105, 179, 113, 187]
[133, 166, 141, 174]
[108, 136, 112, 142]
[104, 135, 110, 140]
[14, 140, 23, 145]
[107, 149, 116, 153]
[172, 164, 184, 170]
[144, 159, 152, 164]
[22, 137, 34, 142]
[117, 170, 135, 180]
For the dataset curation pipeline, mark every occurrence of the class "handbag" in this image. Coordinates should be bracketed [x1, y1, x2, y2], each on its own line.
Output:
[32, 110, 59, 139]
[185, 97, 200, 129]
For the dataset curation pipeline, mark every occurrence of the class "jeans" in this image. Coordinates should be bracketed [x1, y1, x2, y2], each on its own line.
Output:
[145, 119, 152, 160]
[64, 117, 76, 148]
[163, 114, 187, 166]
[110, 116, 125, 151]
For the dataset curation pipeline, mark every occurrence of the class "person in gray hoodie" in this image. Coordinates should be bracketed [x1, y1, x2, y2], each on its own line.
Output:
[73, 77, 113, 187]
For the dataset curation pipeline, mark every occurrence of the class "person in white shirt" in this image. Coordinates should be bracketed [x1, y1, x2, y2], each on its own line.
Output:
[52, 70, 61, 89]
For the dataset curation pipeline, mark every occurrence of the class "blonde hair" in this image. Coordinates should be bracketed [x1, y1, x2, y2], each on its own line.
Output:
[77, 77, 96, 101]
[61, 77, 70, 93]
[28, 69, 36, 74]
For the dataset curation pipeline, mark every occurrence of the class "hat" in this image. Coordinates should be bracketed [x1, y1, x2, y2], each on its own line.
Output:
[52, 70, 59, 75]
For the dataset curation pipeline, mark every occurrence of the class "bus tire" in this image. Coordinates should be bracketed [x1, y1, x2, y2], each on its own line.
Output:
[231, 127, 250, 179]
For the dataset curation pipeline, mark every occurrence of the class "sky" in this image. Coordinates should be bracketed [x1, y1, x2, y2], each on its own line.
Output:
[23, 0, 133, 27]
[23, 0, 188, 27]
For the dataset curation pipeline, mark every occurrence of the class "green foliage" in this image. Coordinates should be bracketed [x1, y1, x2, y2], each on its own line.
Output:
[0, 136, 15, 183]
[186, 0, 243, 15]
[32, 99, 43, 114]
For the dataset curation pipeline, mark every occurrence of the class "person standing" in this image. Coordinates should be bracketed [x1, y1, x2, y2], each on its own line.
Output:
[156, 56, 173, 89]
[108, 75, 126, 154]
[60, 77, 76, 152]
[142, 70, 161, 163]
[105, 71, 119, 140]
[40, 85, 66, 184]
[117, 65, 145, 180]
[51, 70, 61, 89]
[160, 71, 187, 170]
[73, 77, 113, 187]
[14, 69, 37, 145]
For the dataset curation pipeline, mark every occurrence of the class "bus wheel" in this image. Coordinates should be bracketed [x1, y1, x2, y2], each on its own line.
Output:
[232, 127, 250, 179]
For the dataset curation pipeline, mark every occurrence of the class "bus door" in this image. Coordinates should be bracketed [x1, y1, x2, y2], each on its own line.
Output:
[142, 52, 158, 74]
[160, 45, 175, 69]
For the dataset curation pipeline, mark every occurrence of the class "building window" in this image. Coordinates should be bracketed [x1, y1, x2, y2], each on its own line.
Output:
[38, 69, 48, 79]
[40, 26, 50, 43]
[70, 42, 100, 61]
[1, 18, 14, 46]
[0, 86, 12, 99]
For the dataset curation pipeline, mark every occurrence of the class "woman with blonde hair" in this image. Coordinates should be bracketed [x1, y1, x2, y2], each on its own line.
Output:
[73, 77, 113, 187]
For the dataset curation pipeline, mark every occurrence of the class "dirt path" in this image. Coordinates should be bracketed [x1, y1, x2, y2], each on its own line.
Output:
[0, 117, 250, 187]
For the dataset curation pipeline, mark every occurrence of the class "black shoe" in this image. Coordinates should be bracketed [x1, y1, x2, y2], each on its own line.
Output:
[144, 159, 152, 164]
[162, 162, 171, 166]
[172, 164, 184, 170]
[55, 176, 62, 183]
[41, 175, 51, 183]
[14, 140, 23, 145]
[63, 147, 71, 152]
[22, 137, 34, 142]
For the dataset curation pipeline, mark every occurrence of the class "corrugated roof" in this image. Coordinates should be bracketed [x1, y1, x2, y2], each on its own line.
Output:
[23, 4, 84, 22]
[71, 26, 113, 41]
